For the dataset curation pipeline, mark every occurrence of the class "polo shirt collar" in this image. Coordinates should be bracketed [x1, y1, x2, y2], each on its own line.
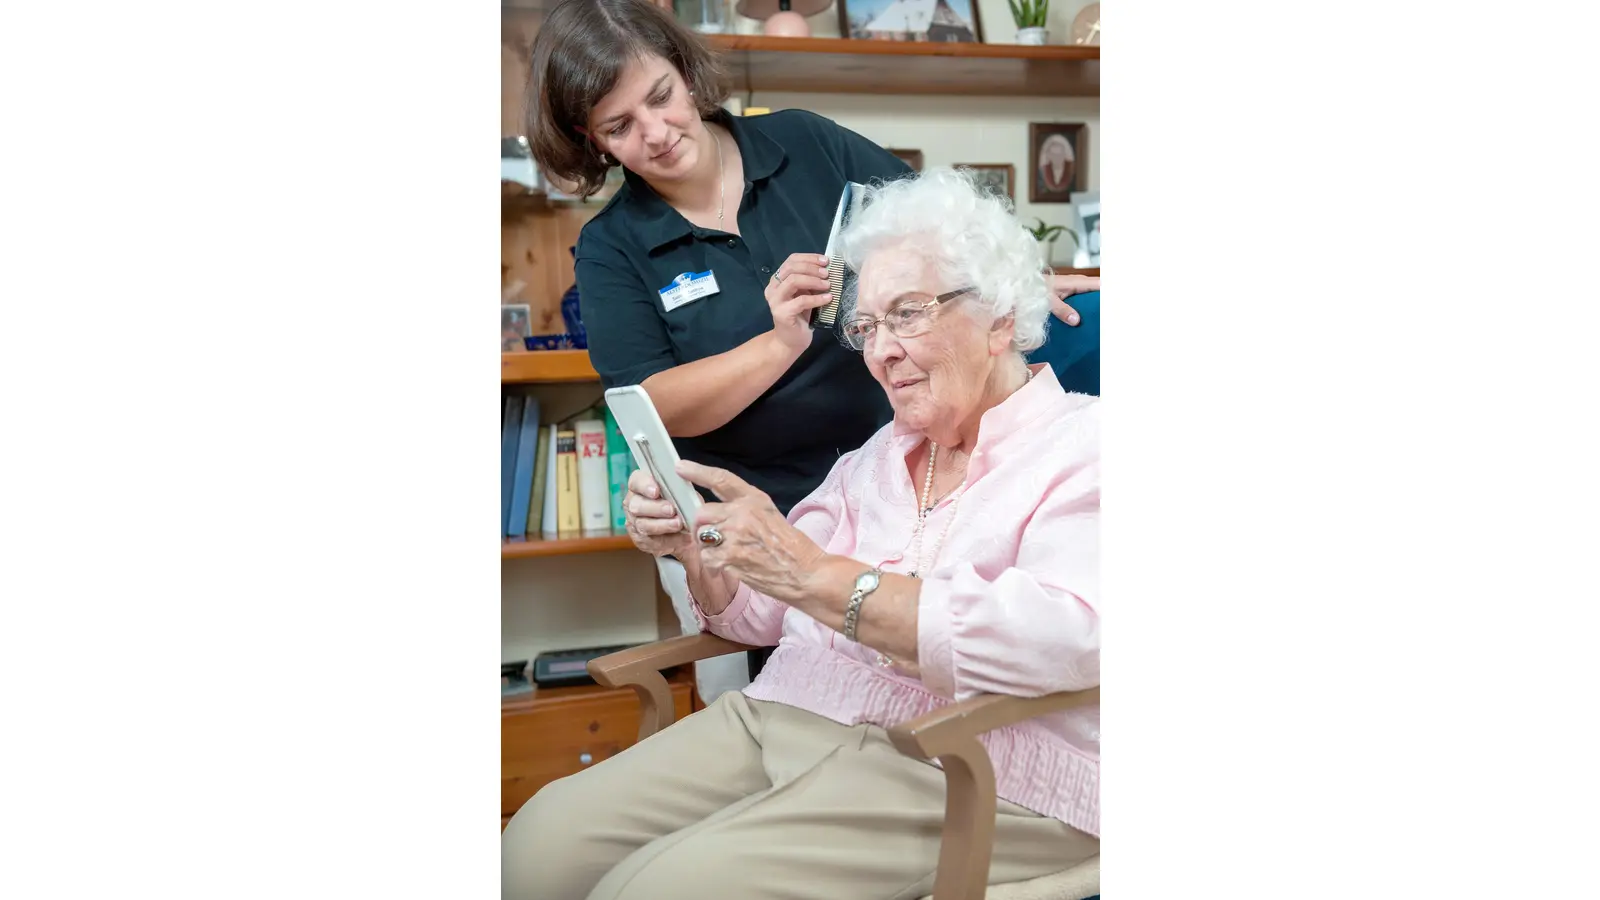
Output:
[616, 111, 787, 253]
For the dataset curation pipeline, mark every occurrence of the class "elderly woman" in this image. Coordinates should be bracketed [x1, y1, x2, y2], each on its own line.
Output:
[501, 168, 1100, 900]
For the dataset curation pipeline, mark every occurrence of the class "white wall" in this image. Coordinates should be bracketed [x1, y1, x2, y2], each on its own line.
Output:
[502, 552, 661, 664]
[744, 91, 1097, 265]
[729, 0, 1100, 266]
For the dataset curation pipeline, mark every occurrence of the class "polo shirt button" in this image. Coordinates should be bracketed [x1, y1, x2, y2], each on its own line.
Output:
[727, 239, 737, 247]
[760, 266, 771, 275]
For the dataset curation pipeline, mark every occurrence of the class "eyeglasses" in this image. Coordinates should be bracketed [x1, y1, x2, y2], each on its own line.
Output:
[842, 287, 973, 352]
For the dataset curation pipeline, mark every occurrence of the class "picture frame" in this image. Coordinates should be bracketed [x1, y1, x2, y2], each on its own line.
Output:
[887, 148, 924, 172]
[1071, 190, 1100, 266]
[502, 303, 532, 352]
[839, 0, 983, 43]
[1028, 122, 1089, 204]
[957, 163, 1016, 202]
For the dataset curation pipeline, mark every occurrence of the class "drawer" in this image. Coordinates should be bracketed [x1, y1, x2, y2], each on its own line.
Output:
[502, 678, 693, 819]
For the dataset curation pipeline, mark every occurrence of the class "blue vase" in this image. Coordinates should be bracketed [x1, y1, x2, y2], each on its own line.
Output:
[561, 246, 587, 349]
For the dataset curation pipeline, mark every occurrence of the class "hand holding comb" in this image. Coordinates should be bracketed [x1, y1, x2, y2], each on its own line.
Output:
[811, 181, 866, 329]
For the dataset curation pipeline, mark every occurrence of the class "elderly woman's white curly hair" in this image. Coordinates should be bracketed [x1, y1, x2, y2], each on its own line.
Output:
[838, 166, 1053, 353]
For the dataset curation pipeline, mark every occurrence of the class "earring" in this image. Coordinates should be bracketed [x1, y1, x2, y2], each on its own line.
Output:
[598, 151, 611, 166]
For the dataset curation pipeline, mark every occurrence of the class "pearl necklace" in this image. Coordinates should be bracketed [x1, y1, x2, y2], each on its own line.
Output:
[907, 442, 964, 580]
[875, 367, 1032, 669]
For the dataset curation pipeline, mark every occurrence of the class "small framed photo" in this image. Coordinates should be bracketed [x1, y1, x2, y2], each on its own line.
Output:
[957, 163, 1016, 202]
[1028, 123, 1089, 204]
[502, 304, 531, 352]
[840, 0, 983, 42]
[1071, 191, 1100, 266]
[888, 148, 924, 172]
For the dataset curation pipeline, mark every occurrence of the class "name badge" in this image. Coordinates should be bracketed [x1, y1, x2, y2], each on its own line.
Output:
[658, 270, 720, 312]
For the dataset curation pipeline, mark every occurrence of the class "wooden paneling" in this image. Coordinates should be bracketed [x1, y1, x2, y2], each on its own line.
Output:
[707, 35, 1099, 98]
[502, 205, 594, 333]
[502, 675, 694, 819]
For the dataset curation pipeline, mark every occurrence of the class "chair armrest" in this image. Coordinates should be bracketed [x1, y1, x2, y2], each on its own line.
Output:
[888, 688, 1099, 900]
[887, 687, 1099, 760]
[586, 634, 759, 740]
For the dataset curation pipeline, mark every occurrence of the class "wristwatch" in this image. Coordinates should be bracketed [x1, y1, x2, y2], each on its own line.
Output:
[842, 567, 881, 643]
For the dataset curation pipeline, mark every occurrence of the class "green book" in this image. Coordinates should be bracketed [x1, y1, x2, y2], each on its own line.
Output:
[603, 406, 634, 533]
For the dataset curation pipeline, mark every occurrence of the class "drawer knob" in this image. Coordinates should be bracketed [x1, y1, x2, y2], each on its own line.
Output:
[578, 752, 593, 765]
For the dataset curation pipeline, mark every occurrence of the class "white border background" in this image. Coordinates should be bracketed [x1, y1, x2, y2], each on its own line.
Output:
[3, 1, 1599, 896]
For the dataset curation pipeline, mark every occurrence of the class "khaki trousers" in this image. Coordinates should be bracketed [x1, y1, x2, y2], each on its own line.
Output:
[502, 692, 1097, 900]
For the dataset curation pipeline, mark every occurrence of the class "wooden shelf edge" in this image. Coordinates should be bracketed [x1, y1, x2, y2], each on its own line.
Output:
[502, 533, 635, 558]
[706, 34, 1099, 62]
[501, 350, 599, 383]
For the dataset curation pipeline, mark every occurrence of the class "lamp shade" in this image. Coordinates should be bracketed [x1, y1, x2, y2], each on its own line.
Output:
[735, 0, 833, 19]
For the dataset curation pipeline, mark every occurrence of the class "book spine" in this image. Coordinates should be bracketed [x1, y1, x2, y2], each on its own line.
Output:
[574, 419, 611, 535]
[506, 397, 541, 539]
[500, 395, 525, 535]
[603, 408, 632, 533]
[554, 429, 581, 534]
[540, 424, 560, 538]
[526, 424, 551, 538]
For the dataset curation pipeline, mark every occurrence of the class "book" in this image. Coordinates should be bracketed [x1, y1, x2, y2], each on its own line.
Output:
[574, 418, 611, 535]
[554, 428, 581, 534]
[525, 424, 551, 538]
[603, 407, 633, 533]
[539, 424, 560, 538]
[501, 395, 525, 535]
[506, 396, 541, 539]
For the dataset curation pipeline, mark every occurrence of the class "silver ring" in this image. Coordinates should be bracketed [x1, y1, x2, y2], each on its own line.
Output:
[771, 271, 785, 285]
[697, 526, 724, 547]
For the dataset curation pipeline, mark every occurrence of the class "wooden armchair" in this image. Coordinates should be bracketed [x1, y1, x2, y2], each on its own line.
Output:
[588, 634, 1100, 900]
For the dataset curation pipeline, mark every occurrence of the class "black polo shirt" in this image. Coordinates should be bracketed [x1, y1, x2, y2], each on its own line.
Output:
[575, 109, 912, 514]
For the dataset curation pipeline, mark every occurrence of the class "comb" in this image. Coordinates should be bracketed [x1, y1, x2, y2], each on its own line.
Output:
[813, 181, 865, 329]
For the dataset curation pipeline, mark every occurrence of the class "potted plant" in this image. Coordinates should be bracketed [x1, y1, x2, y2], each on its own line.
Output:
[1009, 0, 1051, 45]
[1026, 217, 1078, 265]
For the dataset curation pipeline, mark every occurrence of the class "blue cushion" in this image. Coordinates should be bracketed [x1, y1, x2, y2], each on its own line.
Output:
[1026, 290, 1100, 396]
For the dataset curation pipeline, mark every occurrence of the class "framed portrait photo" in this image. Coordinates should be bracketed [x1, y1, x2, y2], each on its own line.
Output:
[957, 163, 1016, 202]
[887, 148, 924, 172]
[839, 0, 983, 43]
[1028, 122, 1089, 204]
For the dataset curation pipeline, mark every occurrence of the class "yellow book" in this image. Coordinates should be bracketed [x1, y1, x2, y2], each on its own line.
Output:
[554, 428, 581, 535]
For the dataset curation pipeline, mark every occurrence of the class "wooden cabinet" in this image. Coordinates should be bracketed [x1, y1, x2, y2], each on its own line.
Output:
[501, 674, 695, 822]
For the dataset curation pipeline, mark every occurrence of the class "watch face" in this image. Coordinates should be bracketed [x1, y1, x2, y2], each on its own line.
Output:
[856, 570, 880, 593]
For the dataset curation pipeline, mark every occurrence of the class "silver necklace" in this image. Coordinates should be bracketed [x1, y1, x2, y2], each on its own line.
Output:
[712, 126, 725, 225]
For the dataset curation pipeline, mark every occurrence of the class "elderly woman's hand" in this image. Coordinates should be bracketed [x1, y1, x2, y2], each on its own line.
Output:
[677, 459, 826, 601]
[622, 468, 696, 560]
[1048, 272, 1100, 326]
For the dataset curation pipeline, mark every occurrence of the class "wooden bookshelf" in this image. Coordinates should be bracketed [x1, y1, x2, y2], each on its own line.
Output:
[502, 533, 635, 559]
[502, 666, 694, 714]
[705, 35, 1099, 98]
[501, 349, 599, 383]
